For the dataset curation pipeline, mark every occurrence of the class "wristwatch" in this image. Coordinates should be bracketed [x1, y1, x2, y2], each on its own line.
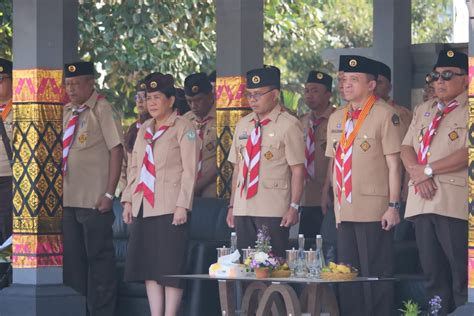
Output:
[423, 164, 433, 177]
[290, 202, 300, 211]
[388, 202, 401, 210]
[104, 192, 114, 200]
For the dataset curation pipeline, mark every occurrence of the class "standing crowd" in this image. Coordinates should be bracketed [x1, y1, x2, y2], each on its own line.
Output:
[0, 46, 468, 316]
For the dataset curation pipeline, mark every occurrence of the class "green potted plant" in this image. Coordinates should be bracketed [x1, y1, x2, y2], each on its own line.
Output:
[399, 300, 421, 316]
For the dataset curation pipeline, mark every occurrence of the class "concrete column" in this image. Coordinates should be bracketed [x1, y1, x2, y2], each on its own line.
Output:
[215, 0, 263, 197]
[0, 1, 84, 315]
[373, 0, 412, 107]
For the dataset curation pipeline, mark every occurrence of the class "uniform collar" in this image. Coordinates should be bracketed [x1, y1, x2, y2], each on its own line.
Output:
[432, 90, 468, 108]
[310, 104, 334, 121]
[248, 103, 283, 123]
[147, 110, 179, 130]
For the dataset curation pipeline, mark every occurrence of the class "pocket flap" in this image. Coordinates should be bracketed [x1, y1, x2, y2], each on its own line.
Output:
[262, 179, 288, 190]
[438, 175, 466, 187]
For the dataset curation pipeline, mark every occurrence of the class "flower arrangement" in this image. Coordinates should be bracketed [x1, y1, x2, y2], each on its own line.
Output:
[244, 225, 281, 273]
[399, 300, 421, 316]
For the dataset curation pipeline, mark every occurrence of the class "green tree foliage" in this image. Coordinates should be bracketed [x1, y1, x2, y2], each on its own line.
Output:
[0, 0, 454, 116]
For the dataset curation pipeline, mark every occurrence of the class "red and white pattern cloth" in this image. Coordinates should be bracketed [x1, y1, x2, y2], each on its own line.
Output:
[62, 105, 87, 173]
[195, 117, 212, 179]
[417, 100, 459, 164]
[135, 125, 169, 207]
[304, 117, 324, 179]
[240, 118, 271, 199]
[334, 109, 361, 204]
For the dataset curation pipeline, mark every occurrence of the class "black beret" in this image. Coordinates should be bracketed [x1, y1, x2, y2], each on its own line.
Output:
[306, 71, 333, 91]
[64, 61, 94, 78]
[434, 49, 468, 72]
[246, 65, 280, 89]
[374, 61, 391, 82]
[136, 79, 146, 92]
[208, 70, 216, 83]
[184, 73, 212, 97]
[0, 58, 12, 76]
[339, 55, 378, 78]
[145, 72, 175, 94]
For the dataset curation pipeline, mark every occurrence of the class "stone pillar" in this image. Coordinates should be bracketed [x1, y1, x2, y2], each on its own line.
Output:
[215, 0, 264, 197]
[372, 0, 412, 107]
[0, 1, 84, 315]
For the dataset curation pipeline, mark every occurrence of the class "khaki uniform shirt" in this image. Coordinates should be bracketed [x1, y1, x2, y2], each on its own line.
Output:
[390, 101, 413, 137]
[228, 104, 305, 218]
[63, 91, 124, 208]
[299, 105, 334, 207]
[325, 98, 403, 223]
[184, 108, 217, 197]
[121, 111, 200, 217]
[403, 91, 468, 221]
[0, 105, 12, 177]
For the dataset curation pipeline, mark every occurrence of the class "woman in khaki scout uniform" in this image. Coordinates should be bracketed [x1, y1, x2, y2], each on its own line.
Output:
[122, 72, 199, 316]
[299, 70, 334, 237]
[401, 49, 469, 315]
[0, 58, 13, 243]
[183, 72, 217, 198]
[119, 79, 151, 193]
[324, 55, 403, 316]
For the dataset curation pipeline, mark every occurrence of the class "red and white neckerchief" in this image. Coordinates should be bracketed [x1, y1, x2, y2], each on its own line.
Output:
[304, 116, 325, 179]
[334, 95, 376, 205]
[62, 105, 88, 174]
[134, 125, 169, 207]
[240, 118, 271, 199]
[195, 117, 212, 179]
[417, 99, 459, 164]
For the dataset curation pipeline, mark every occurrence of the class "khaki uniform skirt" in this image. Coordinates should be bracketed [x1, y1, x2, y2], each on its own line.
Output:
[124, 206, 189, 289]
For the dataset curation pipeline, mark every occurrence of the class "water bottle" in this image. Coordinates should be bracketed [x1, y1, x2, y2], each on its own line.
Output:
[315, 235, 325, 277]
[230, 232, 237, 253]
[295, 234, 306, 277]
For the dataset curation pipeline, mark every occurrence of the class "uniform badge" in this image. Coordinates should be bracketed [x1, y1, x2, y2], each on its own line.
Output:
[449, 130, 459, 141]
[150, 81, 158, 88]
[447, 50, 454, 58]
[264, 151, 274, 160]
[252, 75, 261, 84]
[0, 66, 3, 72]
[239, 132, 248, 140]
[424, 112, 431, 117]
[140, 83, 146, 90]
[186, 130, 196, 140]
[392, 114, 400, 126]
[360, 140, 371, 152]
[78, 134, 87, 144]
[192, 85, 199, 93]
[206, 142, 215, 151]
[349, 59, 358, 67]
[332, 140, 338, 153]
[316, 72, 324, 80]
[68, 65, 76, 73]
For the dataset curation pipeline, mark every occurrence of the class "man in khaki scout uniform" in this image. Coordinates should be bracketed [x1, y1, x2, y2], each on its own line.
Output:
[299, 71, 334, 237]
[226, 66, 305, 258]
[0, 58, 13, 243]
[325, 55, 403, 316]
[62, 61, 124, 316]
[184, 72, 217, 197]
[401, 49, 469, 315]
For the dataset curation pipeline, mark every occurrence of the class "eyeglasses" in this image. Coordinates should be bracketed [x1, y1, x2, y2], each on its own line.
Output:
[134, 94, 146, 102]
[244, 89, 275, 101]
[430, 70, 466, 82]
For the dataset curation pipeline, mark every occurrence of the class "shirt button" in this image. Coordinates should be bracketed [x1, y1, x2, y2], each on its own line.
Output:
[342, 188, 346, 192]
[450, 179, 454, 183]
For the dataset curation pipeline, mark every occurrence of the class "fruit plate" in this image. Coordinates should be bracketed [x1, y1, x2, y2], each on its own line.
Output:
[320, 271, 358, 281]
[271, 269, 291, 278]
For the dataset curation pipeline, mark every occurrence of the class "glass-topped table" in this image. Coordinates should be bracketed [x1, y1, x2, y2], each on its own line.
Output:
[164, 274, 396, 316]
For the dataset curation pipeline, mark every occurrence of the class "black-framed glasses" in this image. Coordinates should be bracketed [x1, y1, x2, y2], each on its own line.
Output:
[244, 89, 275, 101]
[430, 70, 466, 82]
